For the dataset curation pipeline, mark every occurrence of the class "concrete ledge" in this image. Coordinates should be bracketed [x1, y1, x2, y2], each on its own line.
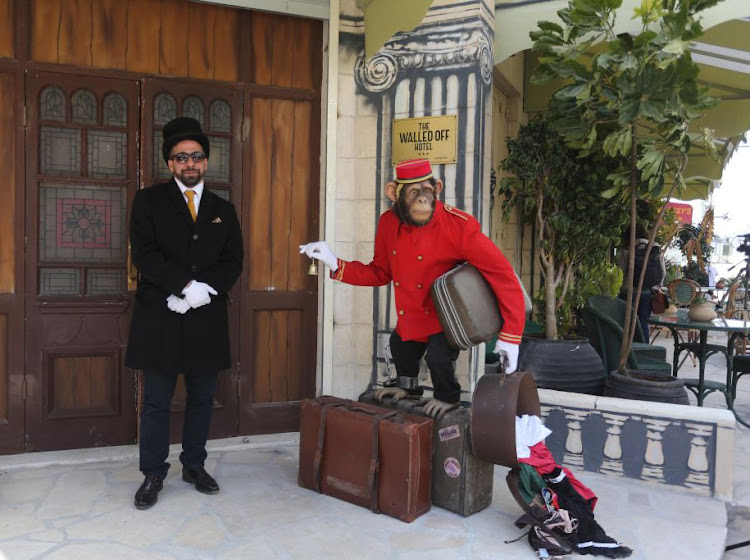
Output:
[0, 433, 300, 472]
[538, 388, 736, 501]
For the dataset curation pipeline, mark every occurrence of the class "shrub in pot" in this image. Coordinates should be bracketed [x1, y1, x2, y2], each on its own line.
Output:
[530, 0, 721, 403]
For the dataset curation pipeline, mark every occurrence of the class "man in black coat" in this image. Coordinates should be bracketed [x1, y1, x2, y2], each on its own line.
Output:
[126, 117, 243, 510]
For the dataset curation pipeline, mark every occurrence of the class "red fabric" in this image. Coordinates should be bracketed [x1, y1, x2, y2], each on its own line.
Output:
[395, 159, 433, 183]
[331, 201, 526, 343]
[519, 442, 598, 510]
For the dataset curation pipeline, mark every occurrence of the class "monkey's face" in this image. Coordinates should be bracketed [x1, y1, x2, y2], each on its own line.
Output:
[399, 181, 437, 226]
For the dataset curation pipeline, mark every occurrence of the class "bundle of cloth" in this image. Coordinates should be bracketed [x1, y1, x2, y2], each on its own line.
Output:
[511, 415, 632, 559]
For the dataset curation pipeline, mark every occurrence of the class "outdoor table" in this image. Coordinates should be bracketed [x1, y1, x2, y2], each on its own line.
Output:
[649, 310, 750, 418]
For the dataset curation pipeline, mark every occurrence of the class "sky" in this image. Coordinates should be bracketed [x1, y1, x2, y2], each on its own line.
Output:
[711, 136, 750, 241]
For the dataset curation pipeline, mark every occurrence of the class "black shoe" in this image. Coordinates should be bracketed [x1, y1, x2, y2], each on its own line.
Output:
[182, 467, 220, 494]
[134, 474, 163, 510]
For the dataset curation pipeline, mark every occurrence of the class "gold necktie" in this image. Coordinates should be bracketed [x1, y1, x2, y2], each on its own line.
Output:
[185, 189, 197, 222]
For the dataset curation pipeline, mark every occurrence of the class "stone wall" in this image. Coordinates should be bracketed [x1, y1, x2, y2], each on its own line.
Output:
[539, 389, 735, 500]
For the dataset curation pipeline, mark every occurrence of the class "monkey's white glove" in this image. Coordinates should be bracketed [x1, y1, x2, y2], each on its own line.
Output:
[493, 339, 519, 373]
[166, 295, 190, 314]
[420, 398, 459, 420]
[182, 281, 217, 309]
[299, 241, 338, 272]
[372, 387, 408, 402]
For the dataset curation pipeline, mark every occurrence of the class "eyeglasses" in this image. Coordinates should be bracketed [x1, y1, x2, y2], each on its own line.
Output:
[171, 152, 206, 164]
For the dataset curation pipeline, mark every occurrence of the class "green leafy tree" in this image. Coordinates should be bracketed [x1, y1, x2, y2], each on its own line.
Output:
[498, 115, 629, 339]
[530, 0, 720, 370]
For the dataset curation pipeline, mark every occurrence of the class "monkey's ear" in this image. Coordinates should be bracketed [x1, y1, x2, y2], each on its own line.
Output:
[434, 179, 444, 196]
[385, 181, 398, 202]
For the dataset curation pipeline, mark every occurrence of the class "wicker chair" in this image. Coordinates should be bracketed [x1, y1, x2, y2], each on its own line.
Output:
[587, 295, 667, 363]
[667, 278, 700, 307]
[723, 278, 749, 354]
[667, 278, 703, 366]
[582, 297, 671, 376]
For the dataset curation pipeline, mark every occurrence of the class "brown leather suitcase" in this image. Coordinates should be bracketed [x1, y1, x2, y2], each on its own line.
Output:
[359, 393, 493, 517]
[298, 396, 433, 523]
[431, 263, 531, 349]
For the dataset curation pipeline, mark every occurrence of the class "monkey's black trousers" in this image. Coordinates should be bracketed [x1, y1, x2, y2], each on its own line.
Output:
[389, 331, 461, 403]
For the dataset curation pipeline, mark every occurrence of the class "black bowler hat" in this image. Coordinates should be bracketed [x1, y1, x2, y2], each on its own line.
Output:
[162, 117, 210, 163]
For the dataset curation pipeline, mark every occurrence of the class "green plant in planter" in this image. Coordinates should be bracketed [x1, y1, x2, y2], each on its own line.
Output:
[530, 0, 720, 371]
[691, 294, 711, 306]
[498, 114, 628, 340]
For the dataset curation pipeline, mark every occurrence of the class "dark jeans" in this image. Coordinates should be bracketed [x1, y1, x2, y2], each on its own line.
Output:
[139, 370, 218, 479]
[637, 290, 653, 340]
[389, 331, 461, 403]
[619, 290, 653, 340]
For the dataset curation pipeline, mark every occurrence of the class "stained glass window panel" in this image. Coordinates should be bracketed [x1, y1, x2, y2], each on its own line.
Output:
[40, 127, 81, 176]
[153, 131, 173, 180]
[154, 93, 177, 126]
[183, 97, 205, 127]
[40, 87, 66, 121]
[204, 136, 230, 183]
[86, 268, 126, 296]
[209, 100, 231, 133]
[71, 90, 97, 124]
[39, 183, 127, 263]
[103, 93, 127, 127]
[88, 131, 126, 178]
[40, 268, 81, 296]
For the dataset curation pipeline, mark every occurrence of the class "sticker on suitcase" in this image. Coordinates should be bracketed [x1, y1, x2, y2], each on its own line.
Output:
[444, 457, 462, 478]
[438, 424, 461, 442]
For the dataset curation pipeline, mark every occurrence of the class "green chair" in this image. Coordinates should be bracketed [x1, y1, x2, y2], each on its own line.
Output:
[583, 298, 672, 376]
[587, 295, 668, 363]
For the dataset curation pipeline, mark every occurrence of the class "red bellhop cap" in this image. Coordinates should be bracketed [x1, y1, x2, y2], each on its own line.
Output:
[395, 159, 433, 184]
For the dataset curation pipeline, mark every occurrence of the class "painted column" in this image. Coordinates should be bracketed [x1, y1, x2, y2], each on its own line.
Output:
[333, 0, 496, 397]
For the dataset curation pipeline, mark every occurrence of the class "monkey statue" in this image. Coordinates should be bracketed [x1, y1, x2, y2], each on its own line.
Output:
[300, 159, 526, 418]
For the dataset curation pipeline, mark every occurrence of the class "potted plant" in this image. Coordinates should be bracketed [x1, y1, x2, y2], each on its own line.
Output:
[676, 214, 714, 285]
[497, 114, 629, 394]
[530, 0, 720, 401]
[688, 294, 718, 322]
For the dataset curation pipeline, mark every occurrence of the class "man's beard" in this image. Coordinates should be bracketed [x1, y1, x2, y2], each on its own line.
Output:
[177, 168, 204, 187]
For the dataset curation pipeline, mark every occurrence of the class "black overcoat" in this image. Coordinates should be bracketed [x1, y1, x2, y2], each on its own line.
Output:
[125, 180, 244, 375]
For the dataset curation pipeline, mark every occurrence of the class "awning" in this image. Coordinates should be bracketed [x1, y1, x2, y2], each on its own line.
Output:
[358, 0, 748, 199]
[496, 0, 750, 200]
[358, 0, 433, 57]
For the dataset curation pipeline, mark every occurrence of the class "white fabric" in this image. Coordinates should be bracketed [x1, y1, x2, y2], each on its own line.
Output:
[515, 414, 552, 459]
[175, 177, 204, 214]
[708, 264, 719, 287]
[299, 241, 338, 271]
[493, 339, 519, 373]
[182, 281, 217, 309]
[166, 294, 190, 314]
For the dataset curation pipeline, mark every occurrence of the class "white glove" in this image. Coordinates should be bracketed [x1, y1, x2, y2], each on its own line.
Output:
[299, 241, 338, 272]
[181, 281, 218, 309]
[372, 387, 408, 402]
[493, 339, 519, 373]
[166, 294, 190, 314]
[420, 398, 459, 419]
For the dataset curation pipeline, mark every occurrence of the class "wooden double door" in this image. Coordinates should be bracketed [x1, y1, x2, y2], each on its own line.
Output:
[23, 70, 319, 452]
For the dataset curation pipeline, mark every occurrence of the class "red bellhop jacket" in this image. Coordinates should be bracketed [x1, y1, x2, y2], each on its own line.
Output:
[331, 201, 525, 345]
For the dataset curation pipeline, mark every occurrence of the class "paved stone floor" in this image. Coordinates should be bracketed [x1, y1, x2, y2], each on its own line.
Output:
[0, 329, 748, 559]
[0, 435, 730, 560]
[656, 328, 750, 560]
